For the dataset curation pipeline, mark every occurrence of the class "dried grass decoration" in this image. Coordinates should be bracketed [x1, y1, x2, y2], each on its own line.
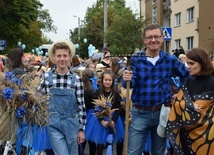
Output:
[0, 71, 50, 142]
[92, 94, 118, 133]
[119, 87, 132, 110]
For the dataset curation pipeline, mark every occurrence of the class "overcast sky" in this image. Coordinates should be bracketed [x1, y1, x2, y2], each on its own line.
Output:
[39, 0, 140, 42]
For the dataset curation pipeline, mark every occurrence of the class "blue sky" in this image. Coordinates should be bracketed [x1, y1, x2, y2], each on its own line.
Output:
[40, 0, 140, 42]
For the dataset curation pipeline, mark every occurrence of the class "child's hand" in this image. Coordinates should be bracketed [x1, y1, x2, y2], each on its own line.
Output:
[101, 120, 109, 128]
[108, 121, 115, 128]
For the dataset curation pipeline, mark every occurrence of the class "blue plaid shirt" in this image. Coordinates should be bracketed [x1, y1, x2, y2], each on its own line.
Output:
[122, 50, 189, 107]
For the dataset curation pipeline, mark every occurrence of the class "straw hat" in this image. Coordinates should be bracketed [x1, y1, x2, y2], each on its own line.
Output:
[48, 40, 76, 64]
[96, 63, 106, 70]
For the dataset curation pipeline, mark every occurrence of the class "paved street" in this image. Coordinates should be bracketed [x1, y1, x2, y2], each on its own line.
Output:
[84, 142, 117, 155]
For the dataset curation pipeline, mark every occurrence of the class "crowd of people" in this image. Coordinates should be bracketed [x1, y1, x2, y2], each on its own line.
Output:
[0, 23, 213, 155]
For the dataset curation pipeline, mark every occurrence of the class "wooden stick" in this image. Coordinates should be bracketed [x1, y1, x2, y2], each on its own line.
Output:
[124, 56, 131, 155]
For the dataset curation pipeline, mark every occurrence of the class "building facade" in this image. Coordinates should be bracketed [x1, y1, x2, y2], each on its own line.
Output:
[139, 0, 214, 53]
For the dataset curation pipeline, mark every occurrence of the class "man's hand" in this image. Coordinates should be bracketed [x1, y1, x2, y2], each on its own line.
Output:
[194, 103, 202, 112]
[77, 130, 85, 144]
[123, 70, 133, 82]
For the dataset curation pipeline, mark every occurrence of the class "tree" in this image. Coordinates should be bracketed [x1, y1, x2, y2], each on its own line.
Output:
[72, 0, 147, 58]
[0, 0, 56, 53]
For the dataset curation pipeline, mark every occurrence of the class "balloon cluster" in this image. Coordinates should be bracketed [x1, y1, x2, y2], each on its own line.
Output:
[75, 38, 87, 49]
[17, 42, 26, 50]
[88, 44, 97, 57]
[31, 46, 46, 56]
[73, 38, 98, 57]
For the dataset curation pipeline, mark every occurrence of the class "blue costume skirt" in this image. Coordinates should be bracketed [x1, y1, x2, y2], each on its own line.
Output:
[85, 115, 124, 145]
[85, 109, 94, 127]
[16, 124, 52, 154]
[32, 126, 52, 151]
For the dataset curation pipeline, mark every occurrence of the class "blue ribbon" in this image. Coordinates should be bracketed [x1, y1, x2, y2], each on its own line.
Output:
[90, 77, 98, 91]
[171, 77, 180, 88]
[106, 134, 113, 155]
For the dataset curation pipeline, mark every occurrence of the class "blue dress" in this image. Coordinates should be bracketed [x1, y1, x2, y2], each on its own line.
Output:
[85, 115, 124, 144]
[85, 90, 124, 145]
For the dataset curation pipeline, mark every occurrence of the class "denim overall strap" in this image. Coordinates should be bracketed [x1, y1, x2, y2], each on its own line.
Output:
[48, 72, 78, 118]
[47, 72, 79, 155]
[48, 71, 53, 88]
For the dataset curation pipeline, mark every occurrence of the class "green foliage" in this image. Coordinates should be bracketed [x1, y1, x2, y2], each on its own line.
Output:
[107, 5, 144, 54]
[71, 0, 147, 58]
[0, 0, 55, 54]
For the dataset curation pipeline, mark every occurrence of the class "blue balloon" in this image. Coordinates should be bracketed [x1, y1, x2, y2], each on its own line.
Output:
[31, 49, 35, 53]
[75, 44, 79, 49]
[36, 48, 39, 52]
[21, 44, 26, 50]
[92, 46, 95, 51]
[39, 46, 42, 50]
[88, 50, 93, 57]
[88, 44, 93, 51]
[37, 51, 40, 55]
[18, 42, 22, 46]
[45, 52, 48, 57]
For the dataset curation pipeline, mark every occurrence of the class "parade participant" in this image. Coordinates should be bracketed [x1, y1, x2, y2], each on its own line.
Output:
[85, 62, 96, 72]
[122, 23, 189, 155]
[81, 68, 97, 155]
[2, 48, 50, 155]
[7, 48, 26, 77]
[85, 71, 124, 155]
[166, 47, 214, 155]
[0, 58, 4, 72]
[101, 49, 111, 68]
[38, 40, 86, 155]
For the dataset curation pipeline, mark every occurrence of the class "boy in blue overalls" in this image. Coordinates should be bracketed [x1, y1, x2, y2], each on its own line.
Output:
[38, 40, 86, 155]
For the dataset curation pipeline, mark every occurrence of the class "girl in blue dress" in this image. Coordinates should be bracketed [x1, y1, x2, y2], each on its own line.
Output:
[85, 71, 124, 155]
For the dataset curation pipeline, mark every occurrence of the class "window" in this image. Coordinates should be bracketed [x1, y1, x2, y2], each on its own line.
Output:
[175, 13, 181, 26]
[186, 37, 194, 50]
[174, 39, 181, 49]
[187, 7, 194, 23]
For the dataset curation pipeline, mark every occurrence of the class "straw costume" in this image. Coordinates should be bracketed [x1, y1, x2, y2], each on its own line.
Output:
[0, 71, 50, 153]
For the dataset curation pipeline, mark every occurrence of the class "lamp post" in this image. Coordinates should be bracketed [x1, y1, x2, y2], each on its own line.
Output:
[73, 15, 81, 43]
[103, 0, 108, 48]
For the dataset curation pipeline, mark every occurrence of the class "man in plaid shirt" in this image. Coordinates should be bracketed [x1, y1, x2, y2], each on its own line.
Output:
[38, 40, 86, 155]
[122, 24, 190, 155]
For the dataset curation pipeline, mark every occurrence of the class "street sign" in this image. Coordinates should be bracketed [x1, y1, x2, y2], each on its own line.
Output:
[0, 40, 6, 50]
[162, 27, 172, 41]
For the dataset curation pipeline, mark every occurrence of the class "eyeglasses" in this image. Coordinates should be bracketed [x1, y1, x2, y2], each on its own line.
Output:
[144, 35, 163, 41]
